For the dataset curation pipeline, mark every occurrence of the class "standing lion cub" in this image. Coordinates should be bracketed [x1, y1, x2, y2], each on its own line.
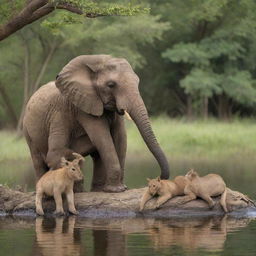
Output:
[36, 153, 84, 216]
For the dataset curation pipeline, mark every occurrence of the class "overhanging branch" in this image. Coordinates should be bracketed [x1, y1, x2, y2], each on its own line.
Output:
[0, 1, 131, 41]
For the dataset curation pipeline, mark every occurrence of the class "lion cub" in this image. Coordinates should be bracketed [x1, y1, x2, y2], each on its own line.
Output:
[139, 176, 189, 211]
[36, 153, 84, 216]
[180, 169, 228, 212]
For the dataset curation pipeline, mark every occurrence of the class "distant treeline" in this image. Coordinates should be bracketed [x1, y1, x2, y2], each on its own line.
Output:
[1, 0, 256, 130]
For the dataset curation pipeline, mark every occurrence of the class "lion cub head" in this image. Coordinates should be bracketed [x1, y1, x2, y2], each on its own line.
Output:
[185, 169, 199, 181]
[147, 177, 162, 196]
[60, 153, 84, 181]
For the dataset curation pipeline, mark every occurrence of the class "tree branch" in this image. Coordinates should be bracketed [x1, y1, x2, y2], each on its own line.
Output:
[0, 1, 136, 41]
[0, 0, 49, 41]
[56, 3, 83, 15]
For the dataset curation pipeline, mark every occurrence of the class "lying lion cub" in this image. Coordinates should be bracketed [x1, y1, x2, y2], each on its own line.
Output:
[180, 169, 228, 212]
[36, 153, 84, 216]
[140, 170, 228, 212]
[139, 176, 189, 211]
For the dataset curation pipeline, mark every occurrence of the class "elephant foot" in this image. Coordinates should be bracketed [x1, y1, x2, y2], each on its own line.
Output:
[91, 185, 104, 192]
[103, 184, 127, 193]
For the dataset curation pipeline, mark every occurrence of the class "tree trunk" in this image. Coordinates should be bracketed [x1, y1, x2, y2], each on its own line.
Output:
[0, 186, 254, 217]
[0, 85, 18, 128]
[31, 39, 58, 93]
[202, 96, 208, 120]
[16, 37, 58, 133]
[186, 94, 193, 120]
[218, 94, 232, 120]
[16, 33, 31, 133]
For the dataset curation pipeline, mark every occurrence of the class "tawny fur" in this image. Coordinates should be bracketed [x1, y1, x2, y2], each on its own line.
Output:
[36, 153, 84, 215]
[179, 169, 228, 212]
[139, 176, 189, 211]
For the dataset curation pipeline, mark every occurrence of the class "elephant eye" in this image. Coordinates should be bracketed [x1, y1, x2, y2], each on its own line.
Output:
[106, 81, 116, 88]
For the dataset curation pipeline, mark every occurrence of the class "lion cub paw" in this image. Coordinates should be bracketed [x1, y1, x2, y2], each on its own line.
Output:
[69, 209, 79, 215]
[154, 204, 161, 210]
[54, 210, 65, 216]
[36, 208, 44, 216]
[209, 201, 216, 209]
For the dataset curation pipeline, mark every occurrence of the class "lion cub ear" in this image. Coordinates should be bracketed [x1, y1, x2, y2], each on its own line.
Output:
[186, 169, 194, 176]
[146, 178, 151, 182]
[191, 170, 199, 177]
[60, 157, 69, 167]
[157, 176, 161, 182]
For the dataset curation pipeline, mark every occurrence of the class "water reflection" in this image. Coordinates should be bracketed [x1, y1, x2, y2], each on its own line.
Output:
[93, 230, 127, 256]
[34, 217, 82, 256]
[76, 217, 251, 253]
[148, 217, 250, 251]
[0, 216, 253, 256]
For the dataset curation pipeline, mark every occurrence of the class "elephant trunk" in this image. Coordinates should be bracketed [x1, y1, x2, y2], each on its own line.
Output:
[127, 95, 170, 179]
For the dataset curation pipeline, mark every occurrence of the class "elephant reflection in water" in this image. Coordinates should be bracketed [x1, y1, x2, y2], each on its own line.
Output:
[148, 216, 251, 251]
[34, 217, 82, 256]
[34, 217, 127, 256]
[33, 216, 251, 255]
[93, 230, 127, 256]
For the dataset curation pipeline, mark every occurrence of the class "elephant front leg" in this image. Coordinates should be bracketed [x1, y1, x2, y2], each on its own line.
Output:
[78, 113, 125, 193]
[111, 114, 127, 188]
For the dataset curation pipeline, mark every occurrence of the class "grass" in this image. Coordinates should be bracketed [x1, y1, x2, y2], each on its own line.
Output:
[1, 118, 256, 196]
[2, 117, 256, 162]
[126, 117, 256, 158]
[0, 130, 29, 161]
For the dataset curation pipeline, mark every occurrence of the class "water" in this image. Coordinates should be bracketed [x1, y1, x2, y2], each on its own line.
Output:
[0, 216, 256, 256]
[0, 157, 256, 255]
[1, 155, 256, 198]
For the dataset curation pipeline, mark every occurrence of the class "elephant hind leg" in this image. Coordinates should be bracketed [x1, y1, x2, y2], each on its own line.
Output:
[90, 152, 106, 192]
[24, 129, 48, 179]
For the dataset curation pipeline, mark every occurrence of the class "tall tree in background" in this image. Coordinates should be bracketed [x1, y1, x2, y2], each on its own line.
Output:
[162, 0, 256, 119]
[0, 7, 169, 131]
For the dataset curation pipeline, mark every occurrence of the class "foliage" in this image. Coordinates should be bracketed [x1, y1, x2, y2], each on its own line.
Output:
[0, 3, 168, 128]
[0, 0, 26, 24]
[2, 0, 256, 126]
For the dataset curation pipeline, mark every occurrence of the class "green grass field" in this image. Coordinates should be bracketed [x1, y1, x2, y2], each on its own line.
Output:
[2, 117, 256, 161]
[126, 117, 256, 157]
[1, 118, 256, 196]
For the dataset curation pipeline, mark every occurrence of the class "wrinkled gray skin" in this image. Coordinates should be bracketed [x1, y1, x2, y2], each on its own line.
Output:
[23, 55, 170, 192]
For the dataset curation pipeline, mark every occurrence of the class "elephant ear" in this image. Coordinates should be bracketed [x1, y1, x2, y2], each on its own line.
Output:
[55, 55, 111, 116]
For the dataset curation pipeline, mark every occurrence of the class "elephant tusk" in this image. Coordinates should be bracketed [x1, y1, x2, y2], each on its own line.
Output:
[124, 111, 132, 121]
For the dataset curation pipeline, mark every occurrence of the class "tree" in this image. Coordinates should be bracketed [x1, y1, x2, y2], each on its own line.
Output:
[0, 0, 148, 41]
[162, 0, 256, 119]
[0, 6, 169, 130]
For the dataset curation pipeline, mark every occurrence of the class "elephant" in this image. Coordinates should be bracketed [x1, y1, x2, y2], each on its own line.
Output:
[23, 55, 170, 192]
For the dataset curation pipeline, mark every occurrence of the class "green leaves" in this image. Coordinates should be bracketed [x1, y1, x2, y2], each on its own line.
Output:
[50, 0, 150, 16]
[221, 70, 256, 105]
[161, 0, 256, 112]
[0, 0, 26, 24]
[163, 43, 211, 66]
[180, 68, 221, 97]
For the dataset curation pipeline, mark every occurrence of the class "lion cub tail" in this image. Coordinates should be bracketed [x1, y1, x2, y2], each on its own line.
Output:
[220, 188, 228, 213]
